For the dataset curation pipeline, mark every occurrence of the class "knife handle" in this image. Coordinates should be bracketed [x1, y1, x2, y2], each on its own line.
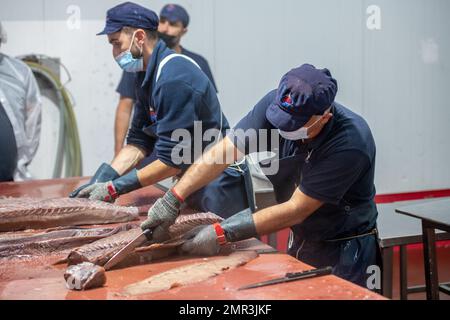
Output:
[143, 228, 153, 241]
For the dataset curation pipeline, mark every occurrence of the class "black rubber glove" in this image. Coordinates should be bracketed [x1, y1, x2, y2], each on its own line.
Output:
[221, 208, 257, 242]
[76, 169, 142, 203]
[180, 208, 257, 256]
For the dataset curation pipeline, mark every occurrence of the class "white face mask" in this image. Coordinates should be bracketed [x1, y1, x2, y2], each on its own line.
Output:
[114, 31, 144, 73]
[278, 117, 322, 141]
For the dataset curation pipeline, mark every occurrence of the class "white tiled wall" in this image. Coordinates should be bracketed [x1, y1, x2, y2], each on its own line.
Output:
[1, 0, 449, 193]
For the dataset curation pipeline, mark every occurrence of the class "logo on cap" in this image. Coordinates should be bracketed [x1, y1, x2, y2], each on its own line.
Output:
[281, 94, 294, 109]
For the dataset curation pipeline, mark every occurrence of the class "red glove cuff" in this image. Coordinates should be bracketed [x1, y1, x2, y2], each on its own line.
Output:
[213, 223, 227, 246]
[105, 182, 119, 202]
[171, 188, 185, 203]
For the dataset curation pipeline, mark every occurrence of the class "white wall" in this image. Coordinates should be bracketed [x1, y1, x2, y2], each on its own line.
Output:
[1, 0, 449, 194]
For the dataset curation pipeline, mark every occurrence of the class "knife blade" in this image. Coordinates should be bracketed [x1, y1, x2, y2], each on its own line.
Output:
[104, 228, 153, 271]
[238, 266, 333, 291]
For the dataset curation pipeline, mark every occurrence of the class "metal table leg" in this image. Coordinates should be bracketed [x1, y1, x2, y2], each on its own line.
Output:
[422, 220, 440, 300]
[399, 245, 408, 300]
[381, 247, 393, 299]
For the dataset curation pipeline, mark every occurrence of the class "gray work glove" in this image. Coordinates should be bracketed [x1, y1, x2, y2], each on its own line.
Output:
[179, 225, 221, 256]
[70, 163, 119, 198]
[140, 189, 182, 243]
[75, 170, 141, 203]
[180, 208, 257, 256]
[76, 182, 114, 202]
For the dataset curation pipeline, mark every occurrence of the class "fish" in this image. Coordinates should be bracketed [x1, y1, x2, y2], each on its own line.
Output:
[0, 224, 137, 259]
[67, 227, 143, 266]
[64, 262, 106, 290]
[66, 212, 224, 268]
[0, 197, 139, 232]
[122, 251, 259, 296]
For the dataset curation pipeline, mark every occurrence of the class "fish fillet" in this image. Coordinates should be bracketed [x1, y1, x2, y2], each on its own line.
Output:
[66, 212, 223, 267]
[123, 251, 258, 296]
[0, 197, 139, 232]
[0, 224, 136, 258]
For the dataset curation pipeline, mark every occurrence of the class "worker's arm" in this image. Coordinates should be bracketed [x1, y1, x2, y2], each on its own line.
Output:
[110, 144, 146, 176]
[180, 188, 323, 256]
[138, 138, 235, 236]
[74, 155, 182, 203]
[70, 145, 146, 201]
[140, 136, 242, 240]
[253, 188, 323, 235]
[173, 135, 244, 201]
[136, 159, 181, 187]
[114, 96, 134, 157]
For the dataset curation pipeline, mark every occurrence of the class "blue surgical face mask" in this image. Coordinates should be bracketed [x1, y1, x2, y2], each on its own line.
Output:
[115, 31, 144, 72]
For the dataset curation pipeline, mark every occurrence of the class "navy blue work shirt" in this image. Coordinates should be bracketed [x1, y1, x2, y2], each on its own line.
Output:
[126, 40, 228, 170]
[116, 46, 217, 99]
[116, 71, 136, 99]
[229, 90, 378, 241]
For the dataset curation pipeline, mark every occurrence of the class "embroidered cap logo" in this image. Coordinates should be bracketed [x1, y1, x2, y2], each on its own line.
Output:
[281, 94, 295, 110]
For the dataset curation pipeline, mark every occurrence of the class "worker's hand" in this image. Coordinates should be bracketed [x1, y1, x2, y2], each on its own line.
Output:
[75, 170, 142, 203]
[70, 163, 119, 198]
[180, 208, 257, 256]
[76, 182, 116, 203]
[179, 225, 221, 256]
[140, 189, 182, 242]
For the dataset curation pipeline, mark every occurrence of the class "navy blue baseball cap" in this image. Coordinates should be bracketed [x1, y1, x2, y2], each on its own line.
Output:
[97, 2, 159, 36]
[266, 64, 338, 132]
[160, 4, 190, 28]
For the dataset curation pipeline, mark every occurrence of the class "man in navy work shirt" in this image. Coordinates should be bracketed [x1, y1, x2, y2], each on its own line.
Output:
[114, 3, 217, 155]
[70, 2, 251, 224]
[144, 64, 380, 287]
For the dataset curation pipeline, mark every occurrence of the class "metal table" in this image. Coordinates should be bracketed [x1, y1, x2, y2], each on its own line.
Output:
[377, 199, 450, 299]
[396, 199, 450, 300]
[0, 178, 384, 300]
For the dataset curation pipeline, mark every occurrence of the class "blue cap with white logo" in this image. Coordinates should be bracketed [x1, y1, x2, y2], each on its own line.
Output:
[266, 64, 338, 132]
[97, 2, 159, 36]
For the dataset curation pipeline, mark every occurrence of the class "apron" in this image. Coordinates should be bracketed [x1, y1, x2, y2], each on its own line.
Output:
[261, 151, 380, 288]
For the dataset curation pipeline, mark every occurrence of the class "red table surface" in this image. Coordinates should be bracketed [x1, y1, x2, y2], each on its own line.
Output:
[0, 178, 385, 300]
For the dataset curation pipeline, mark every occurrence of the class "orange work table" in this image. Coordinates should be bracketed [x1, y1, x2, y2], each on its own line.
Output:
[0, 178, 385, 300]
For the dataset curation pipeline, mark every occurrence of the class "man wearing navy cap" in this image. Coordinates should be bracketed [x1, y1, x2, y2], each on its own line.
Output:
[149, 64, 380, 288]
[114, 3, 217, 156]
[158, 4, 217, 90]
[70, 2, 252, 230]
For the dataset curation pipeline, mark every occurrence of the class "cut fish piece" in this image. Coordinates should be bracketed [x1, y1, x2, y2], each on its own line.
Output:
[67, 228, 143, 266]
[65, 212, 223, 268]
[0, 224, 136, 258]
[64, 262, 106, 290]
